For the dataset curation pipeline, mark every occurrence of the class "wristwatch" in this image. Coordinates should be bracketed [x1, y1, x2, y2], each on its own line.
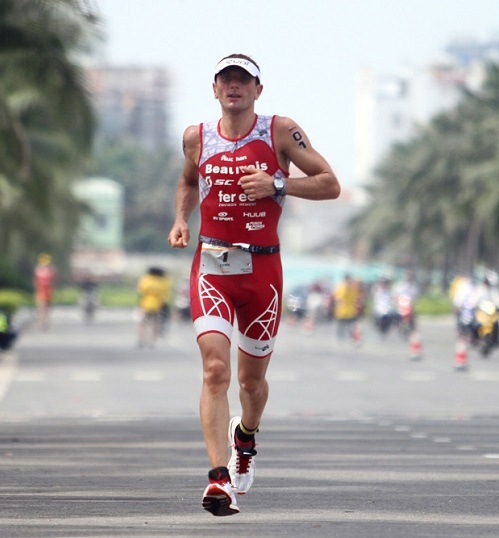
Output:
[273, 177, 287, 196]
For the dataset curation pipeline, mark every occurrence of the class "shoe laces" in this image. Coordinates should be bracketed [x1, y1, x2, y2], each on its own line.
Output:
[235, 442, 257, 473]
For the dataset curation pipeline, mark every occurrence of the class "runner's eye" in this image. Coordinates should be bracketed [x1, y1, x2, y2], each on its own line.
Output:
[220, 73, 253, 85]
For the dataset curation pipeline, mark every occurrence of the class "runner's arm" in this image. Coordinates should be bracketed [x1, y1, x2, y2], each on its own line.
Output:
[238, 116, 340, 201]
[275, 115, 340, 200]
[168, 126, 200, 248]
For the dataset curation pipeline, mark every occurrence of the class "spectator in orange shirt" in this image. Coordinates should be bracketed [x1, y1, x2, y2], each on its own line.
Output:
[34, 253, 57, 330]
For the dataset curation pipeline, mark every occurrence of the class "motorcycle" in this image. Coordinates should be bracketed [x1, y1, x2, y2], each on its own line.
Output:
[474, 299, 499, 358]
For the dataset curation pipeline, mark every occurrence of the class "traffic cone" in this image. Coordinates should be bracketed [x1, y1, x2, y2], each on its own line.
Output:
[454, 338, 468, 371]
[409, 331, 423, 360]
[352, 321, 362, 345]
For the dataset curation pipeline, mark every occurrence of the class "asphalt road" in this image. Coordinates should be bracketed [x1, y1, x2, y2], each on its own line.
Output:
[0, 308, 498, 537]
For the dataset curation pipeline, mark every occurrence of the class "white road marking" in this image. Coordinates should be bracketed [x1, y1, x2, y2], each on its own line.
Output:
[16, 371, 46, 382]
[132, 371, 165, 381]
[471, 372, 499, 381]
[71, 371, 103, 382]
[267, 371, 299, 382]
[394, 425, 411, 432]
[404, 371, 436, 381]
[336, 371, 369, 381]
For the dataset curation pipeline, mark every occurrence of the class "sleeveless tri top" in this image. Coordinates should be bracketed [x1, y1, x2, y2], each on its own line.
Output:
[197, 114, 287, 246]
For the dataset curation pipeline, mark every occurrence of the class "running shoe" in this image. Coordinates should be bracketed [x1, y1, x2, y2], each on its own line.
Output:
[202, 478, 239, 516]
[227, 416, 257, 494]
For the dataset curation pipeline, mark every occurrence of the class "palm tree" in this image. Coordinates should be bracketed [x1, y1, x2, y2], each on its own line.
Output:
[0, 0, 100, 285]
[349, 63, 499, 285]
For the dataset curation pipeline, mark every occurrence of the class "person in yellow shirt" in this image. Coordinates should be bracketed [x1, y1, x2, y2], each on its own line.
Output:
[137, 267, 171, 347]
[333, 274, 360, 342]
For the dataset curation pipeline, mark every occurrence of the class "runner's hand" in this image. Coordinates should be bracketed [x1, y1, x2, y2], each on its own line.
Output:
[239, 166, 274, 200]
[168, 223, 190, 248]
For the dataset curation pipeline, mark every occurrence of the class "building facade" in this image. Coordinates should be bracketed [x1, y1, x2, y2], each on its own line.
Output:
[85, 66, 170, 150]
[355, 37, 499, 186]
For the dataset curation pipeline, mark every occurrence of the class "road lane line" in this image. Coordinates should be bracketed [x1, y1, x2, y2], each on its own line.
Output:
[335, 371, 368, 381]
[133, 371, 165, 381]
[15, 371, 46, 382]
[404, 371, 436, 381]
[71, 371, 103, 382]
[432, 436, 452, 443]
[267, 371, 299, 382]
[471, 372, 499, 381]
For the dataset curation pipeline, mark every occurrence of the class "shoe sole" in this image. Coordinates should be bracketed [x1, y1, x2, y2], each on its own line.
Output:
[202, 492, 239, 516]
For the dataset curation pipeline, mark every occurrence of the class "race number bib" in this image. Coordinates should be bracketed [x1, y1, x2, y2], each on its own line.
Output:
[200, 244, 253, 275]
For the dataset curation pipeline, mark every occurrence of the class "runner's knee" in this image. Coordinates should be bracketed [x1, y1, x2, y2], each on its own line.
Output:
[202, 354, 231, 391]
[238, 372, 267, 395]
[199, 336, 231, 390]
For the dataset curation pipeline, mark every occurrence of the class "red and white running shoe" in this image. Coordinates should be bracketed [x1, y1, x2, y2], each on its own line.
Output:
[227, 416, 257, 494]
[202, 478, 239, 516]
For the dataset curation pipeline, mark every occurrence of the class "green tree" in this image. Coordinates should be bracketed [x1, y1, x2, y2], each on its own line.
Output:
[0, 0, 100, 286]
[350, 63, 499, 286]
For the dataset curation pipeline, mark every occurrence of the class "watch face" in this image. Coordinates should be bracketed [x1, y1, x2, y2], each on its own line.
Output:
[274, 178, 284, 189]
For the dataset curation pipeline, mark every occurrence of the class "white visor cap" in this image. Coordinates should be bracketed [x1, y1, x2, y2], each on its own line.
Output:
[214, 58, 261, 80]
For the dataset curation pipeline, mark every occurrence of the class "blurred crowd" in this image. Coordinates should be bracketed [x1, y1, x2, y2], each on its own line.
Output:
[286, 271, 420, 341]
[2, 255, 498, 360]
[285, 268, 499, 358]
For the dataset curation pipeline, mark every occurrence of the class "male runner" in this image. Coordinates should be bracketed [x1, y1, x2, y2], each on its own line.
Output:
[168, 53, 340, 516]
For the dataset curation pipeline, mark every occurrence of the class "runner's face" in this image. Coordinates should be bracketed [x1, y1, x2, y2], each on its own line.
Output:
[213, 67, 262, 109]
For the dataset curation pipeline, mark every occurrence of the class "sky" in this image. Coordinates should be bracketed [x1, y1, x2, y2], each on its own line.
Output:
[92, 0, 499, 185]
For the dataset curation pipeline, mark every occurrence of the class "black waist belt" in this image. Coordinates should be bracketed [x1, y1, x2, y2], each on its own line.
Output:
[199, 235, 280, 255]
